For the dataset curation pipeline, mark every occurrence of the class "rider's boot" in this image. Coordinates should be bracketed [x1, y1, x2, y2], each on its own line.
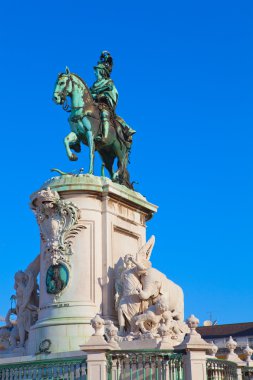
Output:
[101, 111, 110, 143]
[95, 110, 110, 144]
[102, 120, 110, 142]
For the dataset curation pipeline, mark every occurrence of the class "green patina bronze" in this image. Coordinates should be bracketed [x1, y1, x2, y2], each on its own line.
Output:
[0, 357, 87, 379]
[106, 351, 184, 380]
[46, 264, 69, 294]
[53, 51, 135, 189]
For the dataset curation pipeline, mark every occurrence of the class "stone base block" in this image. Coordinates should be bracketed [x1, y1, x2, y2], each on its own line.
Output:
[27, 318, 93, 355]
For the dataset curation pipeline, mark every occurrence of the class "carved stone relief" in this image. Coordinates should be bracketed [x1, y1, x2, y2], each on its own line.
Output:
[30, 187, 86, 266]
[114, 235, 188, 346]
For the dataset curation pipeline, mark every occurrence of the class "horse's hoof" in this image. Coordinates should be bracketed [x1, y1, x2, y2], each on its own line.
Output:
[70, 154, 78, 161]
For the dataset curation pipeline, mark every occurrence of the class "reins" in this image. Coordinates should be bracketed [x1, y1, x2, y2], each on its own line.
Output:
[58, 74, 95, 114]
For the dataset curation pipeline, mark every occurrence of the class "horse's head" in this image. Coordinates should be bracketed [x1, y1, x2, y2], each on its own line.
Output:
[53, 67, 73, 105]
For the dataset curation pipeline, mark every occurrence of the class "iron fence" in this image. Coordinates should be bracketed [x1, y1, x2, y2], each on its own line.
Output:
[242, 367, 253, 380]
[206, 358, 238, 380]
[0, 356, 87, 380]
[106, 350, 184, 380]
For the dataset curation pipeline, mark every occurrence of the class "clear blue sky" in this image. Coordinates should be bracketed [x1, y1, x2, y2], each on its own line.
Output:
[0, 0, 252, 325]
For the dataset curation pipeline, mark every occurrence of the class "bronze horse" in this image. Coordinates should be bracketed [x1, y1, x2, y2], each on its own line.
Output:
[53, 68, 132, 188]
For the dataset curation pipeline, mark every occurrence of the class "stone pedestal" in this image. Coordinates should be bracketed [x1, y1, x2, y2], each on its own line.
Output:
[175, 315, 212, 380]
[27, 175, 157, 355]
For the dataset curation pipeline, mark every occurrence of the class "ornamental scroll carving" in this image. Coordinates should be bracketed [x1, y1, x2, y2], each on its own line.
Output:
[30, 187, 86, 266]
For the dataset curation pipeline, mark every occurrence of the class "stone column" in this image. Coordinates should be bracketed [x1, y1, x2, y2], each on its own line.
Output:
[27, 175, 157, 355]
[175, 315, 212, 380]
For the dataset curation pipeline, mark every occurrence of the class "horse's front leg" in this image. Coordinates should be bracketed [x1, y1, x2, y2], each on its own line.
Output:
[64, 132, 78, 161]
[81, 118, 95, 174]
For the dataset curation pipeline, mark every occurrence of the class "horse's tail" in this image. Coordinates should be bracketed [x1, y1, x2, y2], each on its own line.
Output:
[114, 119, 132, 151]
[121, 168, 133, 189]
[118, 149, 134, 190]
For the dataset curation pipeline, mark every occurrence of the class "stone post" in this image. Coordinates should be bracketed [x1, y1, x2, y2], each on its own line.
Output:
[86, 351, 108, 380]
[243, 342, 253, 367]
[175, 315, 212, 380]
[80, 315, 119, 380]
[226, 336, 244, 380]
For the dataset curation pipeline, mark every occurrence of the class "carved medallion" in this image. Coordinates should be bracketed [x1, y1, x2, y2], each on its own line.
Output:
[46, 264, 69, 294]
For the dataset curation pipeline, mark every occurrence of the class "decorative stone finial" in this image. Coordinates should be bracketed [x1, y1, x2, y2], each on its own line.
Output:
[175, 314, 212, 352]
[105, 321, 119, 344]
[226, 336, 237, 354]
[243, 343, 253, 365]
[209, 340, 218, 357]
[186, 314, 200, 335]
[225, 336, 242, 363]
[90, 314, 105, 336]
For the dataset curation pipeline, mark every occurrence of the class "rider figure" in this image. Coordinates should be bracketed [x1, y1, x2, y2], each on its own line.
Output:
[90, 51, 135, 145]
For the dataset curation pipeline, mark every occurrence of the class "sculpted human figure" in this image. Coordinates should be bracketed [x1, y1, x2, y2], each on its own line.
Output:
[90, 314, 105, 336]
[90, 51, 117, 143]
[9, 255, 40, 349]
[115, 254, 143, 335]
[13, 270, 39, 348]
[134, 296, 172, 336]
[132, 256, 184, 322]
[90, 51, 135, 145]
[114, 236, 185, 341]
[105, 321, 119, 345]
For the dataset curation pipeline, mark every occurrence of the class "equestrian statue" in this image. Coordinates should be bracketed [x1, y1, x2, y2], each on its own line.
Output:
[53, 51, 136, 189]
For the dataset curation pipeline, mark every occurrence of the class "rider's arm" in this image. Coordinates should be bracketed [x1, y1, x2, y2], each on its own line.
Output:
[97, 80, 114, 93]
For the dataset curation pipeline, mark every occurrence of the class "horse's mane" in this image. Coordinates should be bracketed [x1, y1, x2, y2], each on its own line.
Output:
[71, 73, 93, 100]
[58, 72, 93, 102]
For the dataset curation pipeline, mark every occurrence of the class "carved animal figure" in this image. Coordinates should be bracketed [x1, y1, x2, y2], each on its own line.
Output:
[136, 267, 184, 322]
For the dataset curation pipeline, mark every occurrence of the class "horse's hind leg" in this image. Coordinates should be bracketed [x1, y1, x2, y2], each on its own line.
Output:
[99, 150, 115, 179]
[64, 132, 79, 161]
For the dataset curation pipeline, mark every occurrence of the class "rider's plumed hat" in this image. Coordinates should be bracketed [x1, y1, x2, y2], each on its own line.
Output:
[94, 50, 113, 76]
